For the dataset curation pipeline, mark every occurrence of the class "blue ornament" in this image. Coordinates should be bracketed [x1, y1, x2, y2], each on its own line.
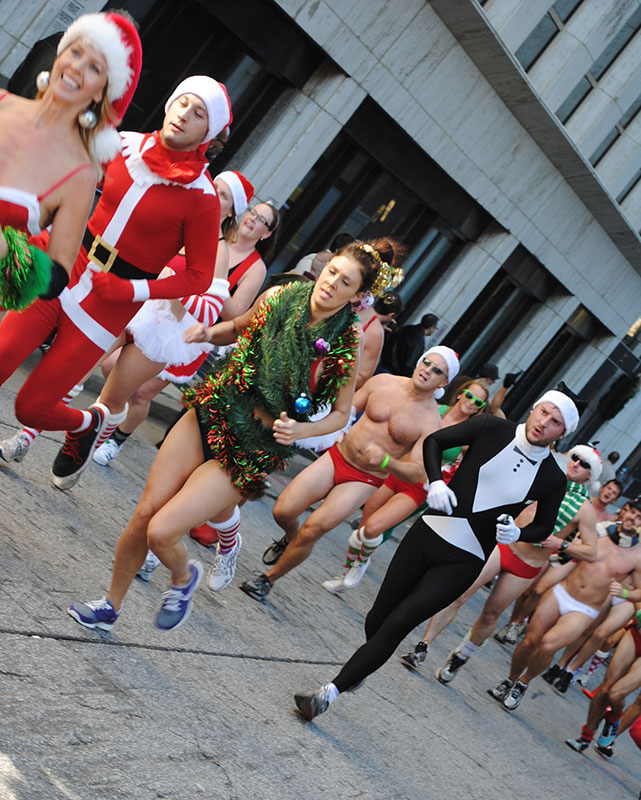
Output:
[295, 393, 312, 415]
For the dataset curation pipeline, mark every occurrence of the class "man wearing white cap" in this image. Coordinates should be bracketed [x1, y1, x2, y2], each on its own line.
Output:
[45, 75, 233, 489]
[294, 389, 572, 720]
[242, 346, 458, 601]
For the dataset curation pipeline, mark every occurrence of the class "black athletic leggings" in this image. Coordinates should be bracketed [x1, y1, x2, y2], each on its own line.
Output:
[332, 520, 484, 692]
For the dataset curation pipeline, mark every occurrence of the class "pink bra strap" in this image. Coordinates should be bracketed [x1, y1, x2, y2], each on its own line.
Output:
[39, 163, 94, 201]
[0, 91, 8, 103]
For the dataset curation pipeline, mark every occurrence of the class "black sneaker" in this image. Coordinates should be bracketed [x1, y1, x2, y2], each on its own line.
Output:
[51, 403, 109, 490]
[262, 534, 288, 565]
[399, 642, 429, 670]
[594, 741, 614, 758]
[435, 651, 467, 684]
[554, 668, 573, 694]
[240, 572, 272, 601]
[487, 678, 513, 701]
[542, 663, 561, 684]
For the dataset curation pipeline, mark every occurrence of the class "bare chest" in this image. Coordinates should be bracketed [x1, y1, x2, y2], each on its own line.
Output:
[365, 392, 426, 446]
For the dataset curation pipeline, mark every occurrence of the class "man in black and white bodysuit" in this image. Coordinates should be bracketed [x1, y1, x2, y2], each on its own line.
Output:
[293, 389, 577, 720]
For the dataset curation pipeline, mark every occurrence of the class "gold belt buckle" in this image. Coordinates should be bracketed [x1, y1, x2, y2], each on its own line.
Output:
[87, 234, 118, 273]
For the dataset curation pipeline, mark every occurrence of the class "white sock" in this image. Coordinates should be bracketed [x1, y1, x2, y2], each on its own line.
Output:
[213, 506, 241, 554]
[324, 682, 340, 702]
[459, 639, 480, 659]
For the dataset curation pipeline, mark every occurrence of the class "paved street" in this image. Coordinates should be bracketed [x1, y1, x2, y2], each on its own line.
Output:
[0, 365, 639, 800]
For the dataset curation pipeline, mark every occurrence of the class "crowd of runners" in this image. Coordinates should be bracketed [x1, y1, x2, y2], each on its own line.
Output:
[1, 11, 640, 790]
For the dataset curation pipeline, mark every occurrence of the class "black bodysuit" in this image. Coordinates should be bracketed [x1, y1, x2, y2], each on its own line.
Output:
[332, 415, 567, 692]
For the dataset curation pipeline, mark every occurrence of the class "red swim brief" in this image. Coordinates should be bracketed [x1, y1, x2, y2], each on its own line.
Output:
[328, 444, 385, 488]
[626, 622, 641, 659]
[383, 472, 427, 506]
[498, 543, 542, 580]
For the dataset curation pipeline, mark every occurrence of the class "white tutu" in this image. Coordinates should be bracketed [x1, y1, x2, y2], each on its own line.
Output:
[294, 404, 357, 452]
[127, 299, 212, 366]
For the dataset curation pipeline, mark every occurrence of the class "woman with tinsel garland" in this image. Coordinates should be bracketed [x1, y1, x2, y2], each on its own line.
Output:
[67, 237, 402, 633]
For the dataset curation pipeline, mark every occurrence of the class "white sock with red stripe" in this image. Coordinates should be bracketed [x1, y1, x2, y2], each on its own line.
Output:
[95, 402, 129, 448]
[21, 384, 84, 443]
[214, 506, 241, 554]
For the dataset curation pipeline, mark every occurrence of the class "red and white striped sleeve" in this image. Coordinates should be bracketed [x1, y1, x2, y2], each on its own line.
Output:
[180, 277, 229, 325]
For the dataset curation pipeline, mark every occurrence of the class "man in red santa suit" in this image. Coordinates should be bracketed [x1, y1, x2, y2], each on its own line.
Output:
[0, 71, 232, 489]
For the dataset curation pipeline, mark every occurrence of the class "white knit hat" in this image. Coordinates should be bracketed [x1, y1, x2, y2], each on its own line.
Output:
[534, 390, 579, 435]
[165, 76, 232, 144]
[416, 346, 459, 384]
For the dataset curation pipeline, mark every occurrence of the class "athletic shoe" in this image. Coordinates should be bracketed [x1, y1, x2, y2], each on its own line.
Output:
[322, 575, 347, 594]
[67, 597, 119, 631]
[487, 678, 514, 701]
[189, 522, 219, 547]
[136, 551, 160, 582]
[294, 684, 334, 721]
[342, 558, 370, 589]
[399, 642, 429, 670]
[207, 534, 242, 591]
[262, 534, 288, 565]
[502, 680, 528, 711]
[575, 672, 590, 687]
[553, 668, 573, 694]
[494, 621, 520, 645]
[155, 560, 203, 631]
[565, 736, 590, 752]
[240, 572, 272, 601]
[51, 403, 110, 490]
[594, 742, 614, 758]
[542, 663, 562, 684]
[436, 651, 468, 684]
[93, 438, 123, 466]
[597, 718, 620, 748]
[0, 430, 31, 462]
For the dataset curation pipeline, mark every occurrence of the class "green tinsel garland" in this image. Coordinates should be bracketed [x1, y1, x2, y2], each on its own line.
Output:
[0, 227, 52, 311]
[183, 282, 359, 493]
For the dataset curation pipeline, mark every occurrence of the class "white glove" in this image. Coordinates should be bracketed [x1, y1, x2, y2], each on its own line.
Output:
[427, 479, 458, 515]
[496, 514, 521, 544]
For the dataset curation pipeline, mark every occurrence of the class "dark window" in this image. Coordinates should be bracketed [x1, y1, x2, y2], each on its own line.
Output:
[589, 127, 620, 166]
[616, 166, 641, 204]
[556, 76, 591, 124]
[515, 1, 582, 71]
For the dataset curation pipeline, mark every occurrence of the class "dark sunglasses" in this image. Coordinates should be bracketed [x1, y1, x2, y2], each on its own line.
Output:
[462, 389, 486, 409]
[571, 453, 591, 470]
[421, 358, 445, 377]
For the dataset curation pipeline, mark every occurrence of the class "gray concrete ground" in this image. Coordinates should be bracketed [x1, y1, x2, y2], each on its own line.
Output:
[0, 358, 639, 799]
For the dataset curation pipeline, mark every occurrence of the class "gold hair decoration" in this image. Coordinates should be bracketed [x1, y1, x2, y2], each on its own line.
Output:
[359, 244, 404, 298]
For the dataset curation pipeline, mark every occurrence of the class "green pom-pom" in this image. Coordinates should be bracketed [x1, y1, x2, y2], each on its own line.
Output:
[0, 227, 53, 311]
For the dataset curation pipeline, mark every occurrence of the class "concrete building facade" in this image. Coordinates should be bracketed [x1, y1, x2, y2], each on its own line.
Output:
[2, 0, 641, 487]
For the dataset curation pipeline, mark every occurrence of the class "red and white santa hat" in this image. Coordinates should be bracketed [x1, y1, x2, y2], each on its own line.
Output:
[215, 171, 254, 216]
[57, 12, 143, 163]
[568, 444, 602, 494]
[164, 76, 233, 144]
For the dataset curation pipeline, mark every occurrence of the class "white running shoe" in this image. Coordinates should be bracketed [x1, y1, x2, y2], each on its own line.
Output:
[93, 438, 123, 466]
[0, 430, 31, 462]
[137, 551, 161, 582]
[322, 575, 347, 594]
[207, 534, 242, 591]
[342, 558, 370, 589]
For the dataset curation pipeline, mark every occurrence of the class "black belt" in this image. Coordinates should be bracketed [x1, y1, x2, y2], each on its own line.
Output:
[82, 229, 157, 281]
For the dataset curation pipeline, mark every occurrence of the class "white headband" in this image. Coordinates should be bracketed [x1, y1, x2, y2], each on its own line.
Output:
[417, 346, 459, 384]
[534, 390, 579, 435]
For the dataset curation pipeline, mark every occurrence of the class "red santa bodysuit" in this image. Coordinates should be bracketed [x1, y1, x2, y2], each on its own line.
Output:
[0, 129, 228, 431]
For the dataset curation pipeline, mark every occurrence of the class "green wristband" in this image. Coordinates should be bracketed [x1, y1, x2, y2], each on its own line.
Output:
[380, 453, 390, 470]
[636, 609, 641, 627]
[623, 588, 629, 600]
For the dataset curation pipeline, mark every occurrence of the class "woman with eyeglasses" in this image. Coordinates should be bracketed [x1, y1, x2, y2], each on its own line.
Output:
[222, 201, 280, 319]
[67, 238, 403, 633]
[322, 378, 489, 595]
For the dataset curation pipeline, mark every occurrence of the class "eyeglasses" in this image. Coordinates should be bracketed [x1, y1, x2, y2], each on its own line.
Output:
[571, 453, 591, 470]
[248, 207, 271, 227]
[462, 389, 486, 409]
[421, 358, 445, 377]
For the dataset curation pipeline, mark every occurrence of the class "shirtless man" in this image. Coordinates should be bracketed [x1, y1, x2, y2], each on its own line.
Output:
[239, 346, 459, 601]
[398, 446, 598, 679]
[592, 479, 623, 523]
[490, 501, 641, 711]
[566, 539, 641, 755]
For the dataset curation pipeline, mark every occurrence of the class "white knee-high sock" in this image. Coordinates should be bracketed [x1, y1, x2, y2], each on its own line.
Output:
[214, 506, 241, 554]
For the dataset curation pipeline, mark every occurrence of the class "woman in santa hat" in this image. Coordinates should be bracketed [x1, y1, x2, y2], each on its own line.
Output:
[91, 170, 255, 467]
[0, 11, 142, 311]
